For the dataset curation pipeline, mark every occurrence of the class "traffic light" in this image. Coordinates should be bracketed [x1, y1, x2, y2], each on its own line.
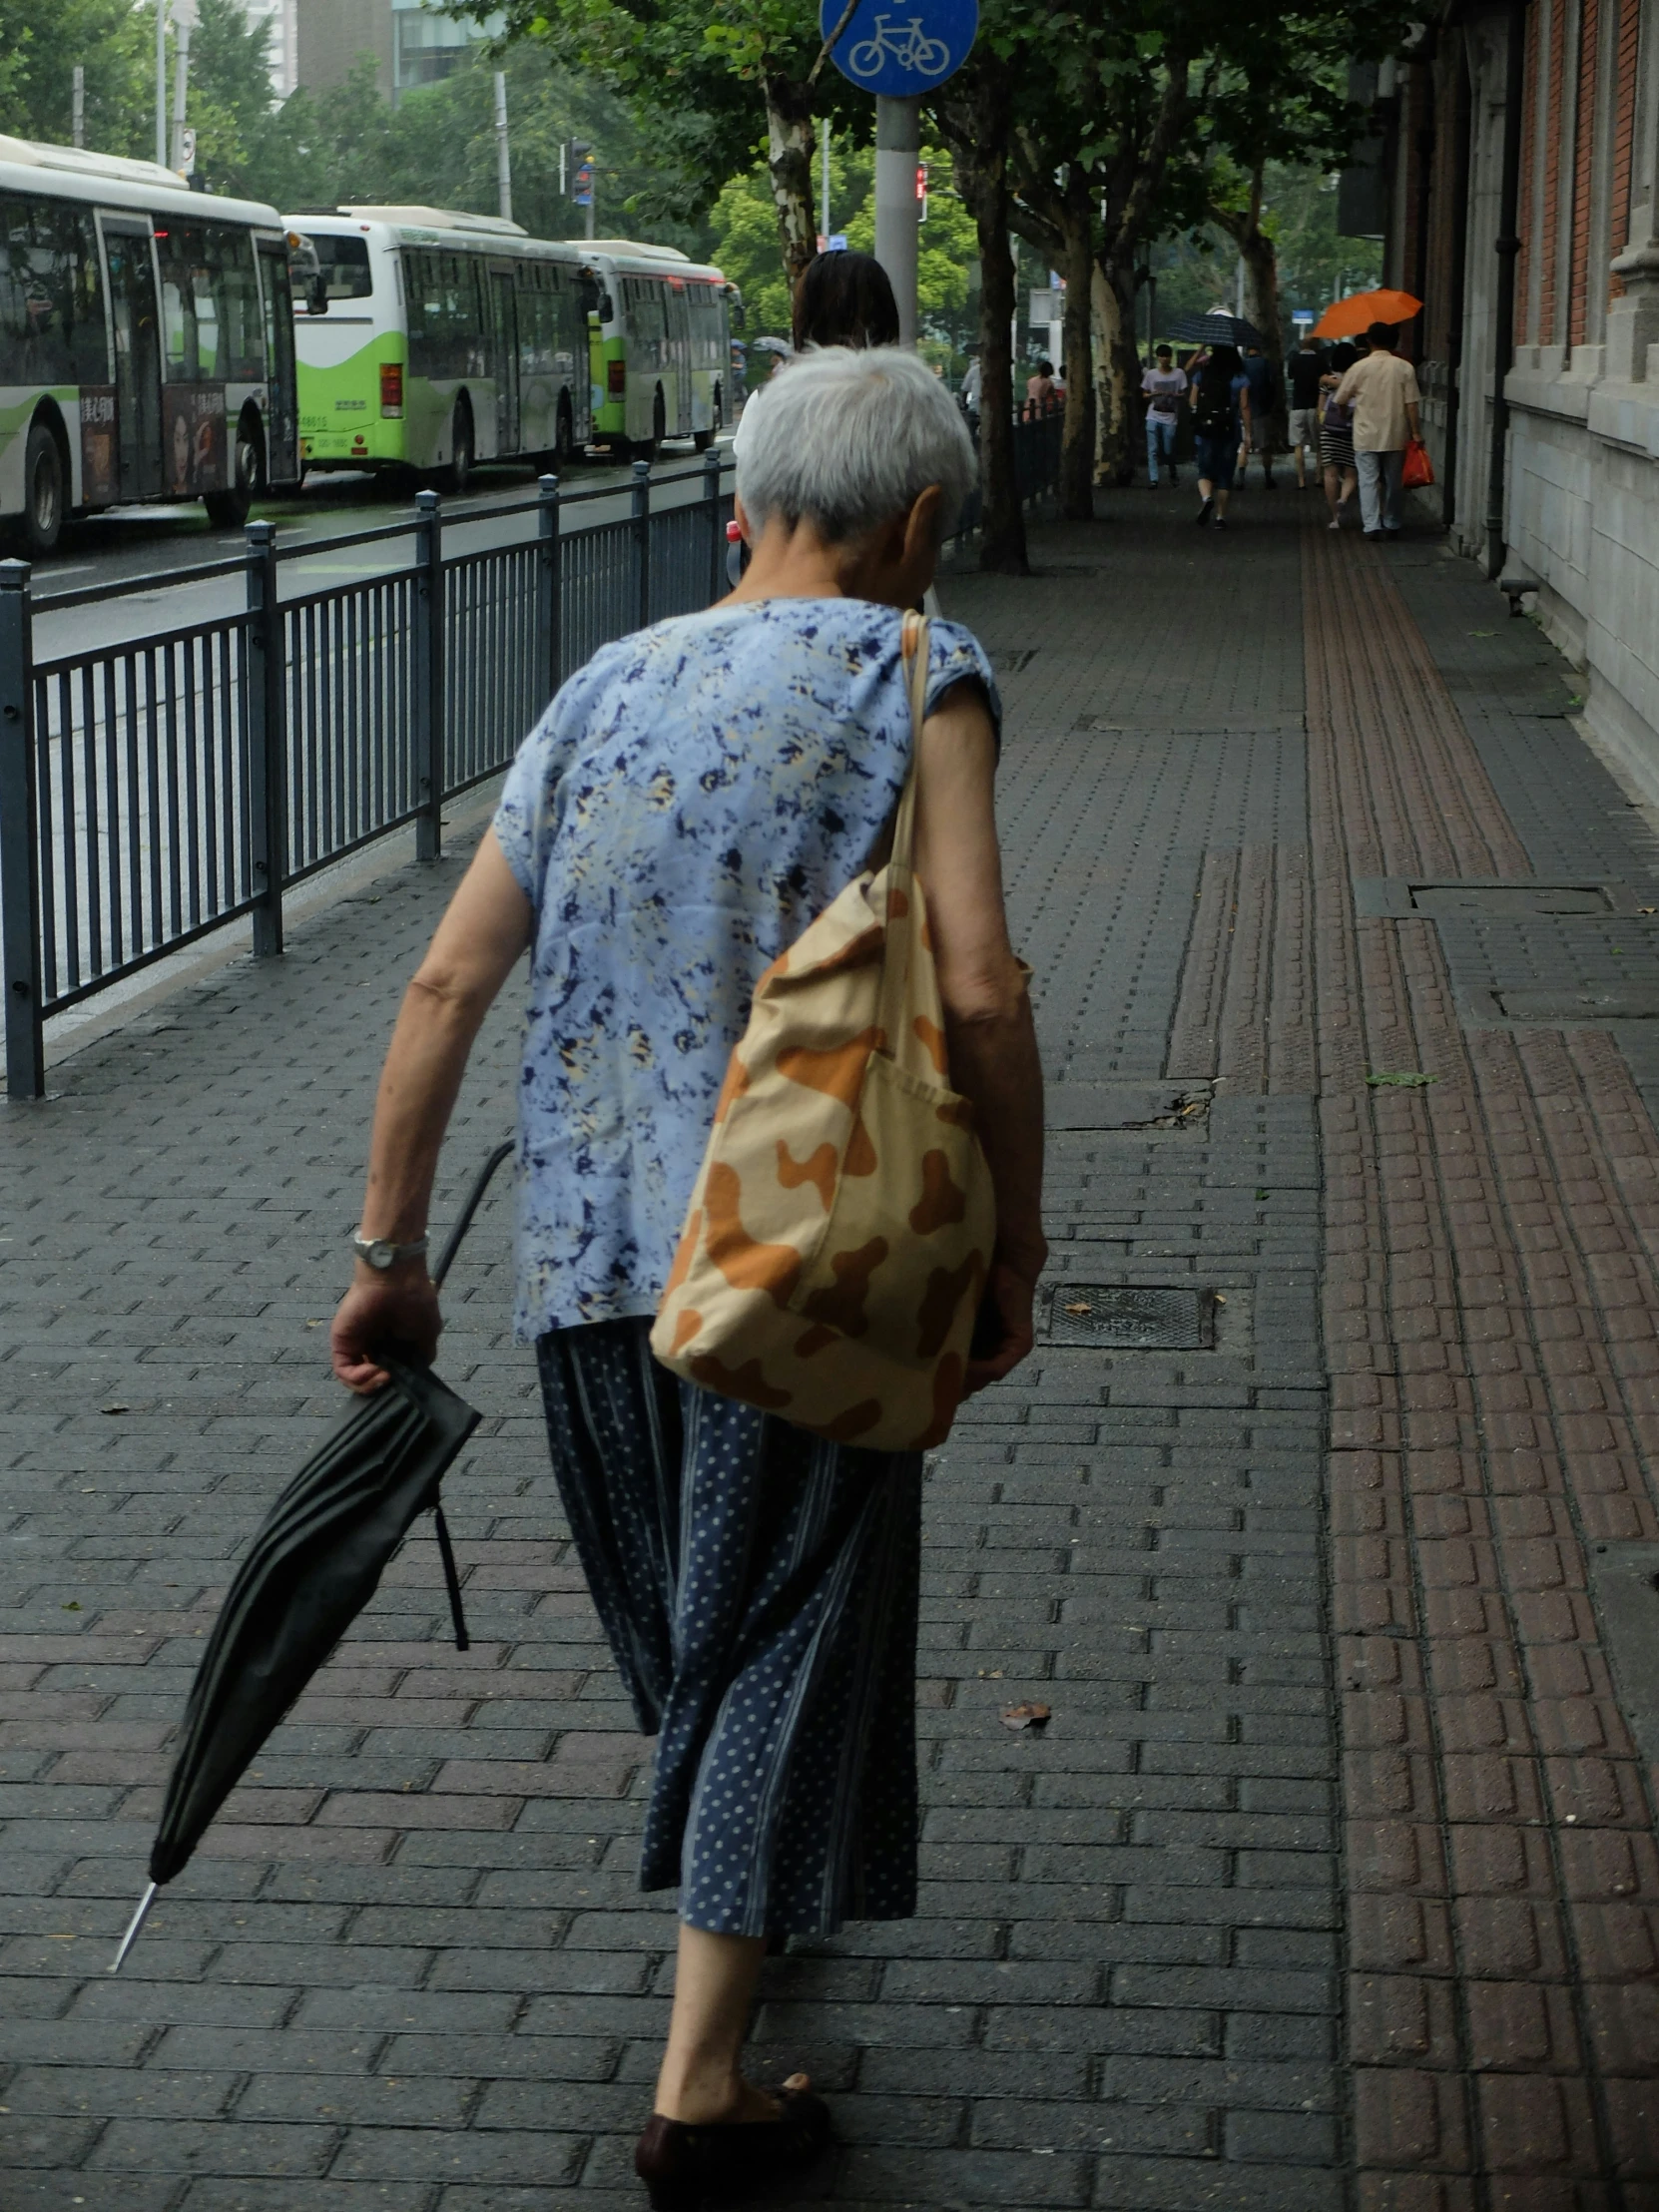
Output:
[566, 139, 594, 205]
[916, 162, 928, 222]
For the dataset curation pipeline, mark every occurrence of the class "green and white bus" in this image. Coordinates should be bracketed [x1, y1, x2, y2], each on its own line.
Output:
[287, 206, 595, 489]
[0, 134, 300, 553]
[583, 241, 738, 457]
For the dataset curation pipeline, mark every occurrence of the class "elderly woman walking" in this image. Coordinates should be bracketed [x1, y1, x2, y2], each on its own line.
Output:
[330, 346, 1046, 2208]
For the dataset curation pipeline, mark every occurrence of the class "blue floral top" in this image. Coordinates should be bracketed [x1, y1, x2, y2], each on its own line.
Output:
[491, 597, 1000, 1342]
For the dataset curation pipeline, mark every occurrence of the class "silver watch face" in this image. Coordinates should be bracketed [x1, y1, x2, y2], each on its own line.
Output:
[366, 1241, 394, 1270]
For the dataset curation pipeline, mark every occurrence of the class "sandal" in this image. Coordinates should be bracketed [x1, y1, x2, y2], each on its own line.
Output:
[635, 2081, 833, 2209]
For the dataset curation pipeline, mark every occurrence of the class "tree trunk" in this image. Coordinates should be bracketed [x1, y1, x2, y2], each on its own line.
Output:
[1057, 181, 1095, 520]
[974, 181, 1028, 573]
[1091, 263, 1137, 486]
[1211, 167, 1284, 355]
[765, 76, 817, 290]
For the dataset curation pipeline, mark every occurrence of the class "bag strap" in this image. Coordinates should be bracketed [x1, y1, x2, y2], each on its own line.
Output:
[877, 611, 931, 1048]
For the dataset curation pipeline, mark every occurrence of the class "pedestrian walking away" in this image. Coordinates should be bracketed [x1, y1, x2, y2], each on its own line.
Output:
[1334, 320, 1421, 538]
[1285, 334, 1324, 490]
[1318, 342, 1359, 528]
[329, 344, 1047, 2211]
[1236, 341, 1282, 489]
[1190, 342, 1250, 528]
[1025, 356, 1058, 416]
[1141, 342, 1187, 486]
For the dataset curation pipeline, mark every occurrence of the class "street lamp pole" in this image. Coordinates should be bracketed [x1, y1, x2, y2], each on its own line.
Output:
[492, 72, 512, 223]
[156, 0, 169, 169]
[873, 94, 919, 345]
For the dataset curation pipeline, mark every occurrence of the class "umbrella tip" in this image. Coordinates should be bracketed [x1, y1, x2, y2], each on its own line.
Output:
[108, 1882, 159, 1973]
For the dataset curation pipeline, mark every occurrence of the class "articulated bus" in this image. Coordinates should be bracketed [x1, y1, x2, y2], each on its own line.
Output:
[287, 206, 595, 488]
[0, 135, 299, 552]
[583, 241, 738, 456]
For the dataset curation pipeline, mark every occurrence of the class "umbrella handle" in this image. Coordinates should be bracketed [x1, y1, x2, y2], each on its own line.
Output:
[431, 1140, 516, 1290]
[431, 1502, 470, 1652]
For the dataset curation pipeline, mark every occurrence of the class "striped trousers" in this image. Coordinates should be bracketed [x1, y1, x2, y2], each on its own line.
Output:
[535, 1319, 922, 1937]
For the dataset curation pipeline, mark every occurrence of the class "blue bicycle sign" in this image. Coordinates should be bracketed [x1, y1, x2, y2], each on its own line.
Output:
[820, 0, 977, 96]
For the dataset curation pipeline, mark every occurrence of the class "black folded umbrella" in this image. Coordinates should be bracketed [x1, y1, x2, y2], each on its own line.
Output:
[1166, 308, 1270, 351]
[109, 1141, 515, 1970]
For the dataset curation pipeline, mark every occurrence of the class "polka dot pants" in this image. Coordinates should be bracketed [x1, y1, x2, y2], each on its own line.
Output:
[536, 1320, 921, 1938]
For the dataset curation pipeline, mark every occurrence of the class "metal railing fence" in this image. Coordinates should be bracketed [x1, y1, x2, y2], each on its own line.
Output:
[1, 450, 735, 1099]
[0, 406, 1059, 1102]
[947, 397, 1064, 543]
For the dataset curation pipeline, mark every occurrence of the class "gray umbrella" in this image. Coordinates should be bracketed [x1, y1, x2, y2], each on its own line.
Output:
[1166, 308, 1270, 351]
[109, 1141, 514, 1970]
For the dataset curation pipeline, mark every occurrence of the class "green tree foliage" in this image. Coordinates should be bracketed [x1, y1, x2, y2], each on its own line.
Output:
[710, 138, 976, 338]
[0, 0, 153, 155]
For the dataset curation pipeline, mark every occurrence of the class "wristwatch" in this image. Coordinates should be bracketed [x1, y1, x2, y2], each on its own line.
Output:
[349, 1231, 429, 1272]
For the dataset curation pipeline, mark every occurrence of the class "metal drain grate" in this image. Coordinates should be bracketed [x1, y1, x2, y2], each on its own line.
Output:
[1045, 1285, 1215, 1351]
[1355, 876, 1637, 919]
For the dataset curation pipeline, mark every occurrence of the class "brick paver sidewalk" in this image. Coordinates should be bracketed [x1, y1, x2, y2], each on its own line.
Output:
[4, 484, 1658, 2209]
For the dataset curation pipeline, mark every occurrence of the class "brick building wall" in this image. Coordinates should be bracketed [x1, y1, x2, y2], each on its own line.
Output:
[1385, 0, 1659, 794]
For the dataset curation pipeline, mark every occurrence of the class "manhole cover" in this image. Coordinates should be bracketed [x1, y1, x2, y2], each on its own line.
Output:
[1046, 1285, 1214, 1350]
[1412, 884, 1613, 917]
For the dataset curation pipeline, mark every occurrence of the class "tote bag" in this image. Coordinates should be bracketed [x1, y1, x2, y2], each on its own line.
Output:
[652, 613, 995, 1452]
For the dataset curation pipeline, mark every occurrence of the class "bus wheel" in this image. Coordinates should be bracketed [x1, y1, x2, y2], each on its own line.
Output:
[204, 414, 266, 528]
[441, 399, 474, 495]
[22, 418, 65, 556]
[693, 430, 714, 453]
[555, 398, 576, 468]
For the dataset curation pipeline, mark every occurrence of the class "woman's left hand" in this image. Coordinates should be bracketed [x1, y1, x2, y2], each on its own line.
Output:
[331, 1268, 441, 1392]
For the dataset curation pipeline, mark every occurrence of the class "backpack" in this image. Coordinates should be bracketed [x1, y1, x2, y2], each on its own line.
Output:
[1193, 378, 1235, 437]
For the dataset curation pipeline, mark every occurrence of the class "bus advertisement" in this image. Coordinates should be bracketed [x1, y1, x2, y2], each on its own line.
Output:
[0, 135, 300, 552]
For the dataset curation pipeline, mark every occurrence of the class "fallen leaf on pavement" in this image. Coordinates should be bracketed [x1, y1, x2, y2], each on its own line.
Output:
[1001, 1702, 1052, 1731]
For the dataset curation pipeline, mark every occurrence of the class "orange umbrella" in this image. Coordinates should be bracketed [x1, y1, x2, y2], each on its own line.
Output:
[1310, 287, 1422, 339]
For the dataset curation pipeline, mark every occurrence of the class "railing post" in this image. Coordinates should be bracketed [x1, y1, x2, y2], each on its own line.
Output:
[632, 458, 651, 632]
[537, 473, 562, 704]
[245, 521, 285, 959]
[0, 559, 42, 1099]
[413, 489, 444, 861]
[703, 445, 725, 605]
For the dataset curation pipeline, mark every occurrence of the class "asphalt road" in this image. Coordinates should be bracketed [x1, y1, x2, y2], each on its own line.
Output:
[33, 437, 732, 663]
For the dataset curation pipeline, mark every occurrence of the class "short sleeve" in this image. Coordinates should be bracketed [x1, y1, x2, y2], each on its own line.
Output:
[491, 662, 603, 906]
[925, 617, 1002, 750]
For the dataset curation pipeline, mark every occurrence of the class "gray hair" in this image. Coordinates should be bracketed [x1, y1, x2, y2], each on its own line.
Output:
[736, 344, 978, 542]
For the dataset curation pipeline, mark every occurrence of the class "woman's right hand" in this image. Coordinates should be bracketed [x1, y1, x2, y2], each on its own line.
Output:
[963, 1249, 1045, 1396]
[331, 1266, 442, 1392]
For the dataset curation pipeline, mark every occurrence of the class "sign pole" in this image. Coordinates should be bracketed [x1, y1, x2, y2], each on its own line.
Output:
[873, 95, 920, 347]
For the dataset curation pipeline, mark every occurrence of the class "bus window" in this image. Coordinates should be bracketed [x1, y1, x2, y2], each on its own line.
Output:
[405, 248, 483, 380]
[306, 234, 373, 302]
[203, 228, 265, 382]
[0, 195, 107, 386]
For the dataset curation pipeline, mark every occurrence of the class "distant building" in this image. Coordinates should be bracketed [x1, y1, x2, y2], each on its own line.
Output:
[1371, 0, 1659, 795]
[293, 0, 501, 104]
[240, 0, 297, 97]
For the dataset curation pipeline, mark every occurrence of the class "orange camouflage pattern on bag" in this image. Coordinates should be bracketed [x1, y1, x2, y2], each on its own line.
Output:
[651, 616, 996, 1452]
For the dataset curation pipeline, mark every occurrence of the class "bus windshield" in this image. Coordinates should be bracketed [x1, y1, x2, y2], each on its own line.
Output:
[303, 234, 373, 302]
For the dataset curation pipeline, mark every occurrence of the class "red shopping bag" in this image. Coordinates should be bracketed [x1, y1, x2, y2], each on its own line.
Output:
[1402, 437, 1435, 489]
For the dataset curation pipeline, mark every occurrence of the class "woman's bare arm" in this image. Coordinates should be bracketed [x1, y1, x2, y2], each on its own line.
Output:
[330, 830, 533, 1391]
[911, 680, 1046, 1391]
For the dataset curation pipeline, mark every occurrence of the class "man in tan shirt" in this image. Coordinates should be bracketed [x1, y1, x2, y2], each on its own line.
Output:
[1333, 322, 1421, 539]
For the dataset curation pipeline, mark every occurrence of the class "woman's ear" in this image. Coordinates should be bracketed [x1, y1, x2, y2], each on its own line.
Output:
[902, 485, 944, 572]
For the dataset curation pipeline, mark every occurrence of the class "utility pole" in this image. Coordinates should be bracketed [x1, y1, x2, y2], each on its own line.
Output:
[492, 72, 512, 223]
[72, 65, 84, 149]
[872, 95, 920, 345]
[171, 7, 192, 174]
[156, 0, 169, 168]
